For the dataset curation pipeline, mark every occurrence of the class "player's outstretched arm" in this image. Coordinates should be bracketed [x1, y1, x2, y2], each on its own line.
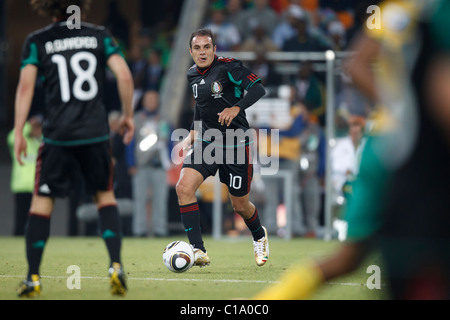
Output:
[344, 32, 380, 103]
[425, 55, 450, 146]
[253, 241, 369, 300]
[14, 64, 38, 165]
[107, 54, 135, 145]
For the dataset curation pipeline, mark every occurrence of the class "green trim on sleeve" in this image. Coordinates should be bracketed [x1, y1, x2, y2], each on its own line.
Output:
[104, 37, 121, 58]
[430, 0, 450, 52]
[227, 72, 243, 98]
[21, 42, 40, 69]
[245, 78, 261, 91]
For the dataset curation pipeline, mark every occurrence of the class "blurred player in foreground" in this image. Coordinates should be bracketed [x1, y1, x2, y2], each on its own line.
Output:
[14, 0, 134, 297]
[254, 0, 450, 300]
[176, 29, 268, 267]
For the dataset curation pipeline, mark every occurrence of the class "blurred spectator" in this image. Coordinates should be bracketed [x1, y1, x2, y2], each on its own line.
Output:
[136, 27, 155, 60]
[240, 24, 279, 53]
[127, 44, 147, 91]
[319, 0, 357, 30]
[327, 20, 347, 51]
[152, 16, 178, 69]
[245, 47, 281, 88]
[204, 4, 241, 51]
[300, 0, 319, 12]
[330, 115, 365, 199]
[7, 115, 43, 235]
[336, 72, 372, 124]
[103, 0, 130, 51]
[126, 90, 171, 237]
[282, 9, 331, 52]
[299, 109, 325, 237]
[319, 0, 356, 11]
[329, 114, 365, 241]
[143, 48, 165, 93]
[127, 43, 147, 110]
[226, 0, 247, 39]
[290, 61, 324, 125]
[272, 4, 307, 49]
[260, 103, 307, 236]
[239, 0, 279, 41]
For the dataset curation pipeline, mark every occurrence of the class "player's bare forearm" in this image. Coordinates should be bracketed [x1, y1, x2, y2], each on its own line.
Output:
[107, 54, 135, 144]
[14, 65, 37, 134]
[344, 32, 380, 103]
[425, 54, 450, 146]
[107, 54, 134, 118]
[14, 65, 38, 165]
[317, 241, 369, 281]
[183, 129, 197, 149]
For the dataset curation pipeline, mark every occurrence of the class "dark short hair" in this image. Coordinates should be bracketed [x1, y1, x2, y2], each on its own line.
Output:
[30, 0, 91, 18]
[189, 29, 216, 49]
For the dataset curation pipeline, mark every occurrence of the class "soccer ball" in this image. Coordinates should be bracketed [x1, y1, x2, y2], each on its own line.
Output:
[163, 240, 194, 273]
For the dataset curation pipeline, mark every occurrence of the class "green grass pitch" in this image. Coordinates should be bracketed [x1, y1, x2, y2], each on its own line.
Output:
[0, 236, 387, 300]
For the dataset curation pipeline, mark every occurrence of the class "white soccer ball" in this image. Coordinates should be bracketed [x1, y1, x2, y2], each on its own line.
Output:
[162, 240, 194, 273]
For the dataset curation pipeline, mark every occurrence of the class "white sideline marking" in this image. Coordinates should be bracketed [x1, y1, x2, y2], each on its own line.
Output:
[0, 274, 376, 287]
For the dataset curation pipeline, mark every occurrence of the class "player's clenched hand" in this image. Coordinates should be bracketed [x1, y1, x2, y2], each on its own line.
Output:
[14, 133, 27, 166]
[119, 115, 135, 145]
[217, 106, 240, 127]
[180, 135, 193, 151]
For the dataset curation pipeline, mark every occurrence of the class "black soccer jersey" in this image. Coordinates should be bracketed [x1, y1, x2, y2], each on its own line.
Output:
[187, 56, 261, 138]
[20, 21, 121, 146]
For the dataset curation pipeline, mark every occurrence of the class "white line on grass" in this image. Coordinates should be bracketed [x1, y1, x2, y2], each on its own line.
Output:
[0, 274, 379, 287]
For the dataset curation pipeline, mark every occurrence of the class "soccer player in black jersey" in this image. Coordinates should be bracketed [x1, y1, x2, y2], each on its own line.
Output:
[176, 29, 269, 267]
[14, 0, 134, 297]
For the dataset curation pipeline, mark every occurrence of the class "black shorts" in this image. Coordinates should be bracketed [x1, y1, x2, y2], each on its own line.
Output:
[34, 140, 114, 198]
[182, 140, 254, 197]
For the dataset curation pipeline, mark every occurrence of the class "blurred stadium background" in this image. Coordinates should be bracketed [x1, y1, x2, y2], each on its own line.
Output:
[0, 0, 381, 238]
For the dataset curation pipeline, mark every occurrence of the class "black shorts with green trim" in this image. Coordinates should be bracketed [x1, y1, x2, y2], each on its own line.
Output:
[34, 140, 114, 198]
[182, 139, 254, 197]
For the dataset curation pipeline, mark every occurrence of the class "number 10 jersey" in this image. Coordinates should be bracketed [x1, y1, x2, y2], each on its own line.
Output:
[20, 21, 121, 146]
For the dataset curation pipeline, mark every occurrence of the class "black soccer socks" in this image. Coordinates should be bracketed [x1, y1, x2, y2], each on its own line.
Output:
[98, 205, 122, 266]
[25, 214, 51, 276]
[180, 202, 206, 252]
[245, 208, 265, 241]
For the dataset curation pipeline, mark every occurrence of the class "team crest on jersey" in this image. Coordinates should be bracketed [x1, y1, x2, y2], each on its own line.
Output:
[211, 81, 223, 99]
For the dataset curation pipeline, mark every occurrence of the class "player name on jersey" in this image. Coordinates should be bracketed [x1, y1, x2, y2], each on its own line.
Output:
[45, 36, 98, 54]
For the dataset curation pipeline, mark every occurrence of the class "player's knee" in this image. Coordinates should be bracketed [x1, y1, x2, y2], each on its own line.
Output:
[231, 202, 246, 216]
[176, 181, 194, 201]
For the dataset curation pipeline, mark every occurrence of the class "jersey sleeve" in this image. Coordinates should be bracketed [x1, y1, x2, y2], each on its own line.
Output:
[364, 0, 421, 45]
[226, 59, 262, 92]
[20, 34, 40, 69]
[103, 28, 121, 59]
[429, 0, 450, 52]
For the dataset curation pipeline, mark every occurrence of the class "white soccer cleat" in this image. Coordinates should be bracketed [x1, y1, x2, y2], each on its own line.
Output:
[253, 226, 269, 266]
[192, 248, 210, 267]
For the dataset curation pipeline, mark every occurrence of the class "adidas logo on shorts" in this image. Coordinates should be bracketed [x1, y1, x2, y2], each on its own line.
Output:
[39, 184, 51, 194]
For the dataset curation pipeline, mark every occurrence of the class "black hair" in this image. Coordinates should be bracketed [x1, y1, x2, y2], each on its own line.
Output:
[30, 0, 91, 18]
[189, 29, 216, 49]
